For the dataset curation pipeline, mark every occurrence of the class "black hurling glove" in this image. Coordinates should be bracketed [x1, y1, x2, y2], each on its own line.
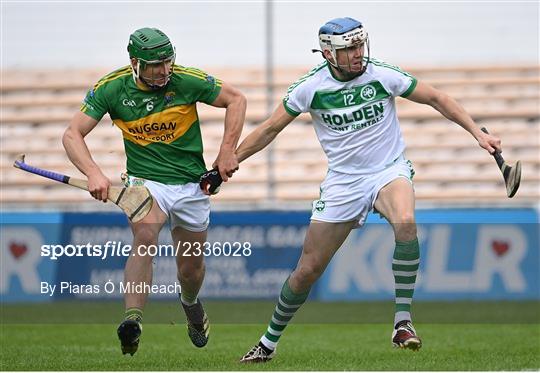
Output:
[199, 168, 223, 195]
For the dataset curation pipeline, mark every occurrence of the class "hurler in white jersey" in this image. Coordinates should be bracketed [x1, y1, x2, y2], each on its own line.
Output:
[284, 57, 415, 174]
[234, 17, 502, 363]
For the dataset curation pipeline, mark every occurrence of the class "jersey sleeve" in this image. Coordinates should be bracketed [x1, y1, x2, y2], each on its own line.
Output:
[282, 81, 311, 117]
[80, 85, 109, 121]
[375, 61, 418, 98]
[174, 66, 223, 104]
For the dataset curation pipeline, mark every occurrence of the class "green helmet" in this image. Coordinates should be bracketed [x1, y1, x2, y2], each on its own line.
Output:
[128, 27, 175, 64]
[128, 27, 176, 89]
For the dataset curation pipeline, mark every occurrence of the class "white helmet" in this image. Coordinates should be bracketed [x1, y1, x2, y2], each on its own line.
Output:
[317, 17, 370, 76]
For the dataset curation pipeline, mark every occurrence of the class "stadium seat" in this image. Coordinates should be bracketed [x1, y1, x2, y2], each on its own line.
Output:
[1, 65, 538, 207]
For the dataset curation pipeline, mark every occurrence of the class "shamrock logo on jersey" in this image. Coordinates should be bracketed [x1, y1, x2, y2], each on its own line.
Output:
[314, 200, 326, 212]
[360, 84, 376, 101]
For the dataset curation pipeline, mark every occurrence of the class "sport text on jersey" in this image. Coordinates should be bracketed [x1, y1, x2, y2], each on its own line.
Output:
[113, 105, 198, 146]
[127, 121, 177, 142]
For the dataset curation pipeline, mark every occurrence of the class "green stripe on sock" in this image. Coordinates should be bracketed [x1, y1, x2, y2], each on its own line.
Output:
[396, 303, 411, 312]
[393, 250, 420, 261]
[269, 320, 286, 331]
[395, 276, 417, 284]
[273, 311, 292, 322]
[396, 289, 415, 298]
[392, 263, 419, 271]
[281, 278, 310, 304]
[277, 301, 298, 314]
[264, 331, 279, 342]
[395, 238, 419, 250]
[393, 238, 420, 260]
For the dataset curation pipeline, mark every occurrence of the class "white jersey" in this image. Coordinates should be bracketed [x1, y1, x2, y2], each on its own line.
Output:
[283, 58, 417, 174]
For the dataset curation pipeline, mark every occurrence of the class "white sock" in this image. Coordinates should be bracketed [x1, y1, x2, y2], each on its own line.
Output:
[260, 335, 277, 350]
[394, 311, 411, 327]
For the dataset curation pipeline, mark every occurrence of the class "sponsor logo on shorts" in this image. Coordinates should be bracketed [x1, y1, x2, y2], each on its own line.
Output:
[315, 200, 326, 212]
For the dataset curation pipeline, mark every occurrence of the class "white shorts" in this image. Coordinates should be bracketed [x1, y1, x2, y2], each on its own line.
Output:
[310, 155, 415, 228]
[125, 175, 210, 232]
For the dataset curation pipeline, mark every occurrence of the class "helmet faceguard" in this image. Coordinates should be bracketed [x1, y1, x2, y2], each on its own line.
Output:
[316, 17, 370, 79]
[128, 27, 176, 90]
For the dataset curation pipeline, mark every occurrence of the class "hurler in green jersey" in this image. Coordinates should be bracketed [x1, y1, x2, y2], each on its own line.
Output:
[63, 27, 246, 356]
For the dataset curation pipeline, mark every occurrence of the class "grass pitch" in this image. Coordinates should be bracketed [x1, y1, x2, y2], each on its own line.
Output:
[1, 301, 539, 371]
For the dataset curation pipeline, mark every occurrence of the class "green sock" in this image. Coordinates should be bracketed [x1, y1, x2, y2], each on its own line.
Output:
[124, 307, 143, 323]
[260, 277, 310, 350]
[392, 238, 420, 326]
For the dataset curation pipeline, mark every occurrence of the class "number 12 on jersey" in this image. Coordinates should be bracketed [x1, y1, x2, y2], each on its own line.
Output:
[343, 94, 355, 106]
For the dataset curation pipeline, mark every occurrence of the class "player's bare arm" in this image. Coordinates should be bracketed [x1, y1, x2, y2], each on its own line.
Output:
[406, 81, 501, 154]
[62, 111, 111, 202]
[208, 82, 247, 181]
[236, 103, 296, 163]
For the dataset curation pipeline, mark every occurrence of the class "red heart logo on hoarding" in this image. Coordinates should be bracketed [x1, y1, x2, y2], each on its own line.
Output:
[9, 242, 28, 259]
[492, 241, 509, 257]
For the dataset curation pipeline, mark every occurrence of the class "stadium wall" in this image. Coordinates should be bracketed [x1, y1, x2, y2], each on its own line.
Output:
[1, 209, 538, 303]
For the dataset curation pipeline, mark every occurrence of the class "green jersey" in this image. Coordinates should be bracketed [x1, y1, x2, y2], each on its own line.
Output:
[81, 65, 222, 184]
